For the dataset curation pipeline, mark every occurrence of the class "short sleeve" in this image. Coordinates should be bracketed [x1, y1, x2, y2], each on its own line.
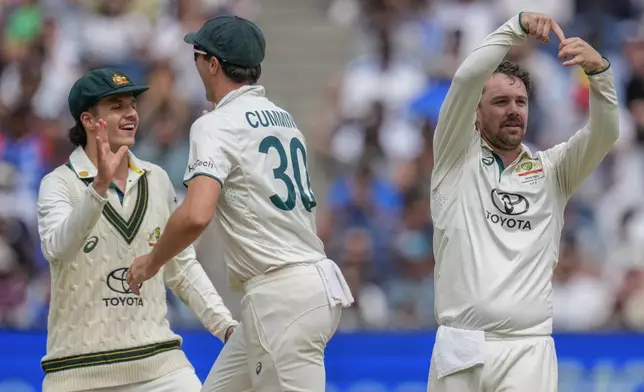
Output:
[183, 115, 238, 188]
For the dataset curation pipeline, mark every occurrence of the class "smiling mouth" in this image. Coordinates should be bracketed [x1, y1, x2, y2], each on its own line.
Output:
[119, 124, 136, 132]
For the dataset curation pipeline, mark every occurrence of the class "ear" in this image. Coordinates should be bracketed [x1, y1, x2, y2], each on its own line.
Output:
[208, 57, 220, 76]
[80, 111, 95, 130]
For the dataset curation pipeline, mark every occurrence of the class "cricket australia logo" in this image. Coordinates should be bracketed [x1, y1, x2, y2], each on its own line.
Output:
[148, 227, 161, 247]
[486, 189, 532, 230]
[104, 268, 143, 307]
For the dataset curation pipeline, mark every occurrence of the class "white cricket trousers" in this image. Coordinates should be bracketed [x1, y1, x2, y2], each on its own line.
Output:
[428, 335, 558, 392]
[202, 264, 344, 392]
[89, 367, 201, 392]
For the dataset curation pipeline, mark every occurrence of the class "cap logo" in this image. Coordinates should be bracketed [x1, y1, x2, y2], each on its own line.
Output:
[112, 73, 129, 86]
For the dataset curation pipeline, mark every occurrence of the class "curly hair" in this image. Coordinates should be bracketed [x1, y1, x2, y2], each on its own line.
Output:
[493, 60, 532, 96]
[68, 122, 88, 147]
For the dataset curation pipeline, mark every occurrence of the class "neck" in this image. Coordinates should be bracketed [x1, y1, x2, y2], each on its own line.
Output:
[492, 146, 522, 167]
[211, 81, 249, 105]
[84, 144, 129, 181]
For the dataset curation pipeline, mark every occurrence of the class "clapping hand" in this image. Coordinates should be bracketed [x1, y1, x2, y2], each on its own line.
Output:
[93, 119, 128, 195]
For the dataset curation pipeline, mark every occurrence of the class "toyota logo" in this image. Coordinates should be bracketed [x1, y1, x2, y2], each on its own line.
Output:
[490, 189, 529, 216]
[106, 268, 141, 294]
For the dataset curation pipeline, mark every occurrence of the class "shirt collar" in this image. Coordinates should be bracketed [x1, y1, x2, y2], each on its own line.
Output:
[479, 135, 533, 160]
[67, 145, 149, 180]
[215, 85, 265, 110]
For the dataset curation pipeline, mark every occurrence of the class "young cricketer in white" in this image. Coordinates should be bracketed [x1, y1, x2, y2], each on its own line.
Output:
[428, 12, 619, 392]
[37, 68, 237, 392]
[127, 16, 354, 392]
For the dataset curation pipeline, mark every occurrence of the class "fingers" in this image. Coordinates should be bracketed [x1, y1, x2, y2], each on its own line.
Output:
[115, 145, 129, 162]
[551, 21, 566, 43]
[96, 119, 107, 137]
[558, 39, 584, 60]
[96, 135, 104, 160]
[126, 270, 141, 295]
[562, 55, 584, 67]
[524, 15, 565, 44]
[95, 119, 109, 159]
[535, 19, 547, 43]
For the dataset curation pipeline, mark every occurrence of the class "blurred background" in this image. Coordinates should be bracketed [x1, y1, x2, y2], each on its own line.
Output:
[1, 0, 644, 391]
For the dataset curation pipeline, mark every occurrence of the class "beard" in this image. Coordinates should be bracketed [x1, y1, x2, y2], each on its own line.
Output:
[480, 116, 525, 151]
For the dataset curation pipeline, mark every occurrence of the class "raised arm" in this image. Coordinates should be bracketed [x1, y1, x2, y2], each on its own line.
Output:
[544, 40, 619, 198]
[38, 120, 127, 261]
[37, 173, 107, 262]
[432, 13, 564, 185]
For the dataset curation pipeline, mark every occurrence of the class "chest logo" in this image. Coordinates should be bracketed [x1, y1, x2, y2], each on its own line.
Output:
[516, 160, 543, 176]
[491, 189, 529, 216]
[104, 268, 144, 308]
[482, 156, 494, 166]
[83, 236, 99, 253]
[148, 227, 161, 247]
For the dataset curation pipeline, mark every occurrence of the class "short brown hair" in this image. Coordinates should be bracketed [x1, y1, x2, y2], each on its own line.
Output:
[493, 61, 531, 96]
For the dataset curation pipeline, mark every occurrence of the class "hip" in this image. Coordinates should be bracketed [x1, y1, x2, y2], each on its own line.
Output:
[42, 345, 191, 392]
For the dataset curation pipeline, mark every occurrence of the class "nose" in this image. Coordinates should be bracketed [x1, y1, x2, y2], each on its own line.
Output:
[507, 100, 521, 115]
[125, 105, 138, 120]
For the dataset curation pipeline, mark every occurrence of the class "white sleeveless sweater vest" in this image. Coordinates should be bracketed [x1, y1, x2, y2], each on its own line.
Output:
[41, 163, 192, 392]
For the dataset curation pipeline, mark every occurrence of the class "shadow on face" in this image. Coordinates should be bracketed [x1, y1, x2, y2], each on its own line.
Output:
[476, 73, 529, 152]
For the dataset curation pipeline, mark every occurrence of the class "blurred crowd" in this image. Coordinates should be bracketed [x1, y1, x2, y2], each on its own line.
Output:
[2, 0, 644, 334]
[315, 0, 644, 332]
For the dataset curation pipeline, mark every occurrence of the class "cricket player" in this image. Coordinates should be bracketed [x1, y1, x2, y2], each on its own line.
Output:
[126, 15, 354, 392]
[427, 12, 619, 392]
[36, 68, 238, 392]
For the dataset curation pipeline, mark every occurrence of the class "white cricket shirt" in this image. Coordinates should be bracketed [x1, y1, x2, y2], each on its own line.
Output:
[431, 14, 619, 336]
[184, 85, 327, 291]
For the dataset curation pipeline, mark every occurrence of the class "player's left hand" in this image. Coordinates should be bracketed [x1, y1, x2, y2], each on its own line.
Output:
[558, 37, 608, 74]
[127, 254, 161, 295]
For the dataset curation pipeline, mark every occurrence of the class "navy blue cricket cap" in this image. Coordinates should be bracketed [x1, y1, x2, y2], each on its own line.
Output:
[68, 68, 149, 121]
[184, 15, 266, 68]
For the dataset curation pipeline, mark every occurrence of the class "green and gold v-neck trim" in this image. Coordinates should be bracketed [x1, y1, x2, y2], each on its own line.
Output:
[66, 162, 149, 245]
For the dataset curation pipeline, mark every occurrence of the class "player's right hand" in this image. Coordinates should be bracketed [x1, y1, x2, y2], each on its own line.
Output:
[519, 12, 566, 44]
[94, 119, 128, 195]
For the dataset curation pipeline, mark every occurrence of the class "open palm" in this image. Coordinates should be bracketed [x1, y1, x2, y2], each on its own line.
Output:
[95, 119, 128, 186]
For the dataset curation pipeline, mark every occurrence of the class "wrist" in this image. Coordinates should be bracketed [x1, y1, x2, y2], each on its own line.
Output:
[92, 180, 109, 196]
[584, 57, 610, 75]
[149, 248, 166, 269]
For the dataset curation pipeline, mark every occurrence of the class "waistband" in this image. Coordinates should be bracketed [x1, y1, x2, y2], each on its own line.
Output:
[439, 324, 550, 341]
[484, 331, 551, 341]
[242, 262, 316, 292]
[41, 340, 182, 374]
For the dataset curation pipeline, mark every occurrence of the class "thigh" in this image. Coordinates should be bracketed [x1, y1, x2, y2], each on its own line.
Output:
[428, 362, 483, 392]
[242, 276, 341, 392]
[93, 367, 202, 392]
[201, 325, 253, 392]
[149, 367, 202, 392]
[491, 338, 558, 392]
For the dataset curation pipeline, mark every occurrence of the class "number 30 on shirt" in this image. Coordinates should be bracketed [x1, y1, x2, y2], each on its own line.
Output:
[259, 136, 317, 212]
